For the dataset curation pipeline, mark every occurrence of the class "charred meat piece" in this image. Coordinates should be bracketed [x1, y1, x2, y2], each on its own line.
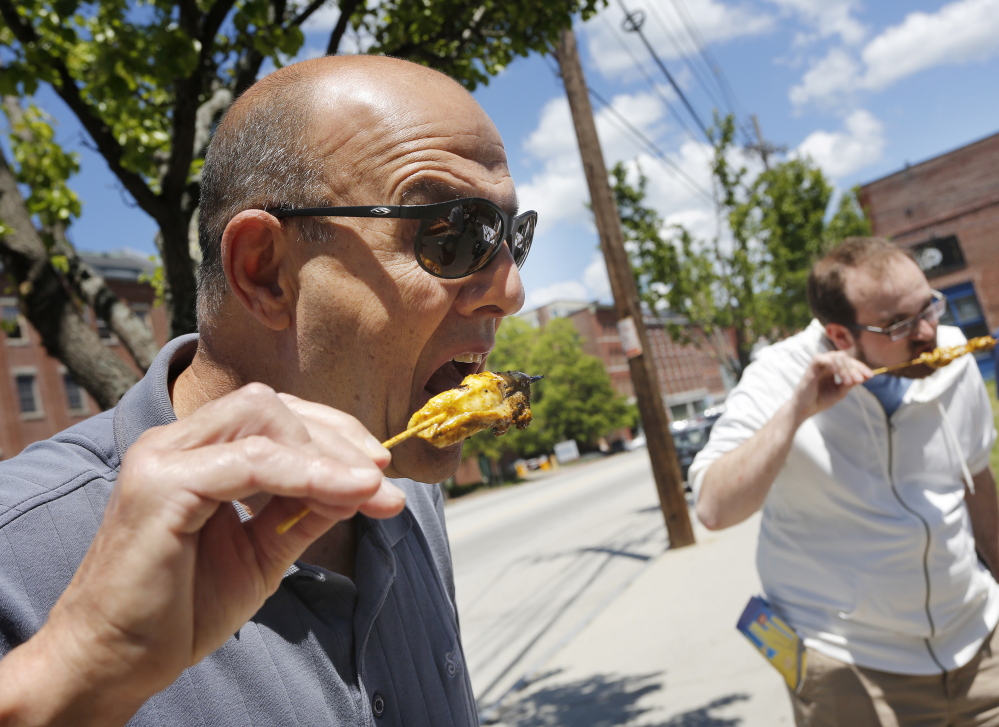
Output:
[408, 371, 542, 448]
[916, 336, 997, 368]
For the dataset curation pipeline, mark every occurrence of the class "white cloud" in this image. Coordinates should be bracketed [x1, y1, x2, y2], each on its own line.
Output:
[862, 0, 999, 89]
[525, 253, 612, 310]
[789, 47, 861, 106]
[790, 0, 999, 107]
[794, 109, 884, 179]
[583, 254, 612, 302]
[526, 280, 591, 309]
[584, 1, 773, 82]
[765, 0, 866, 45]
[519, 88, 724, 311]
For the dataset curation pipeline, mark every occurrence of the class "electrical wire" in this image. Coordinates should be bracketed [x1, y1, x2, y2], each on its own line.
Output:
[598, 11, 701, 148]
[586, 86, 716, 205]
[616, 0, 712, 142]
[643, 1, 729, 120]
[666, 0, 754, 143]
[543, 55, 716, 205]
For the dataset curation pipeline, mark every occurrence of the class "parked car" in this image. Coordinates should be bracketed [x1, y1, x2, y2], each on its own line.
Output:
[671, 407, 725, 487]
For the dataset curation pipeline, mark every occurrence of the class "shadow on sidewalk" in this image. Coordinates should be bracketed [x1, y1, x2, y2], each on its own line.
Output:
[492, 669, 749, 726]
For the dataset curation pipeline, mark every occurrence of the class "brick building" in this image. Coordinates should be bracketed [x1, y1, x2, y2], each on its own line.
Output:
[859, 131, 999, 379]
[0, 252, 168, 460]
[520, 300, 733, 421]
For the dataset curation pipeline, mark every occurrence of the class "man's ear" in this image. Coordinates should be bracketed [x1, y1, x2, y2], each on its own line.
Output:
[221, 210, 294, 331]
[825, 322, 855, 352]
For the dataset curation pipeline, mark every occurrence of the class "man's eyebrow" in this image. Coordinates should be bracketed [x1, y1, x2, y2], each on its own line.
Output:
[400, 179, 519, 214]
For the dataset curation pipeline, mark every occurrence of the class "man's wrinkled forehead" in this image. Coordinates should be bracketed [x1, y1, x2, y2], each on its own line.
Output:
[305, 74, 512, 200]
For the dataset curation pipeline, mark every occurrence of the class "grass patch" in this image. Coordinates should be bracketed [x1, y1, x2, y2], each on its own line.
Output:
[987, 379, 999, 476]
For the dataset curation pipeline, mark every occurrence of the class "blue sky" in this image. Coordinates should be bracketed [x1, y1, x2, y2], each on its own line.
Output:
[41, 0, 999, 314]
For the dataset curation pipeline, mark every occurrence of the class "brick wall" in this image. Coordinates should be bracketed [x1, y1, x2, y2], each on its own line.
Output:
[859, 131, 999, 355]
[0, 273, 167, 460]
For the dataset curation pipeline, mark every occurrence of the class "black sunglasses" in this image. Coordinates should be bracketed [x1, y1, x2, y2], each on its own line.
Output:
[266, 197, 537, 280]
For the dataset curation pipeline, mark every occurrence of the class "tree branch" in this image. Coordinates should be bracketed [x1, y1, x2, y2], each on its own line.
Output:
[2, 95, 158, 372]
[326, 0, 364, 55]
[0, 0, 162, 220]
[0, 146, 140, 407]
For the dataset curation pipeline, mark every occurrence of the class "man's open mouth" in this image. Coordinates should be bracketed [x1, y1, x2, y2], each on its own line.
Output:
[423, 354, 485, 398]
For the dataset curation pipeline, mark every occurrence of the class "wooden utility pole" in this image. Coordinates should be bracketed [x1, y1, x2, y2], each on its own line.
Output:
[555, 28, 695, 548]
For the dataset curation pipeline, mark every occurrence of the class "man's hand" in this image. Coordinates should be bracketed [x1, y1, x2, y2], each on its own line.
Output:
[790, 350, 873, 424]
[0, 384, 405, 727]
[696, 351, 871, 531]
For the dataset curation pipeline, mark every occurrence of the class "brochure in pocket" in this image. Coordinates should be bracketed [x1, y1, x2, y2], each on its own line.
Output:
[736, 595, 806, 692]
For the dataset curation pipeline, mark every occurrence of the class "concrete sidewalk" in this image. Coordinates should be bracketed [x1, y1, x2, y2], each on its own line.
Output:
[487, 512, 794, 726]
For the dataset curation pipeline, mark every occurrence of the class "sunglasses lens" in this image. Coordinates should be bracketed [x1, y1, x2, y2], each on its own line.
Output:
[416, 202, 504, 278]
[511, 214, 536, 268]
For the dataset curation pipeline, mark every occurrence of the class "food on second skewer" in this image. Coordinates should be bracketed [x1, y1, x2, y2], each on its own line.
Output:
[405, 370, 543, 448]
[871, 336, 997, 375]
[276, 370, 543, 534]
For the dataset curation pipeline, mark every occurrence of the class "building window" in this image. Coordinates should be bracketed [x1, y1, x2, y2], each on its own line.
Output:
[1, 299, 27, 344]
[130, 303, 151, 331]
[63, 373, 87, 414]
[940, 281, 992, 379]
[14, 372, 41, 417]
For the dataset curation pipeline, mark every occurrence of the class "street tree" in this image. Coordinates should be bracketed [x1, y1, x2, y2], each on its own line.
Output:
[0, 0, 605, 408]
[614, 114, 871, 376]
[463, 316, 634, 482]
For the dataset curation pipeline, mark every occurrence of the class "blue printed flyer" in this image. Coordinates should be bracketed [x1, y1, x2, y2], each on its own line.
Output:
[736, 595, 807, 692]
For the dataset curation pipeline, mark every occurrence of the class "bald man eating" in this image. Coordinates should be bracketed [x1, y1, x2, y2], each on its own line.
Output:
[0, 56, 533, 726]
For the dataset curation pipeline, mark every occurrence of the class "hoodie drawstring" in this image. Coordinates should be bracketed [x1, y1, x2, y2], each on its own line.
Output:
[938, 401, 976, 495]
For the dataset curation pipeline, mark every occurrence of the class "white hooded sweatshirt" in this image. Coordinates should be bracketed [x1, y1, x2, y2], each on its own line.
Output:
[689, 321, 999, 674]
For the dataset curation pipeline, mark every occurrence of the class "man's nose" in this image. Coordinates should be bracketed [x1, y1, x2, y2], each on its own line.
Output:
[453, 241, 525, 318]
[911, 315, 937, 340]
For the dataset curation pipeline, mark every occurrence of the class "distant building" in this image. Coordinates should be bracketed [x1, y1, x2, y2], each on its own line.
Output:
[0, 251, 168, 459]
[859, 131, 999, 379]
[520, 300, 734, 422]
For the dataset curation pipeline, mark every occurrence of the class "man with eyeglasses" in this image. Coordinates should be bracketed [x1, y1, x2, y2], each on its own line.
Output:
[0, 56, 532, 725]
[690, 237, 999, 726]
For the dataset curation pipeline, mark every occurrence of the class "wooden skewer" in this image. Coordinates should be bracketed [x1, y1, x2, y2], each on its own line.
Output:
[275, 413, 447, 535]
[869, 360, 921, 376]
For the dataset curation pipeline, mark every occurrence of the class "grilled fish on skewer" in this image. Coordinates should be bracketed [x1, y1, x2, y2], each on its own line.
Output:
[406, 370, 542, 448]
[276, 371, 542, 533]
[871, 336, 997, 375]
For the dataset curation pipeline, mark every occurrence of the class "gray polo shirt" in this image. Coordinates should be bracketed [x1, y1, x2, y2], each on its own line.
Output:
[0, 335, 478, 726]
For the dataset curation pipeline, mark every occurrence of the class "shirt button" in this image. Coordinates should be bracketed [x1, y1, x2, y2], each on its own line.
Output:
[372, 692, 386, 718]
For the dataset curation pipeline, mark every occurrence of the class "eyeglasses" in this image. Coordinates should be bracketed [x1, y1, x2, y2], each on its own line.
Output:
[266, 197, 536, 280]
[851, 290, 947, 341]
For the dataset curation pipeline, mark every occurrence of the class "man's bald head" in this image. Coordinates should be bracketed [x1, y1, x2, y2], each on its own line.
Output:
[196, 55, 488, 323]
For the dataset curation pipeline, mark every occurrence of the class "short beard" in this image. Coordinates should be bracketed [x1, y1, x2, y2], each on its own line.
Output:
[854, 337, 938, 380]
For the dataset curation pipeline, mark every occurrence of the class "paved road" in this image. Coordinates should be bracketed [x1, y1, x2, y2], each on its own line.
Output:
[445, 450, 671, 718]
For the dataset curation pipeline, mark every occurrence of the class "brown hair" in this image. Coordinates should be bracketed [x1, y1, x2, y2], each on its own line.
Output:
[806, 237, 914, 326]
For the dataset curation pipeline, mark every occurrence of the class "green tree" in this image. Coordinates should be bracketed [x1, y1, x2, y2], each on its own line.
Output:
[463, 317, 632, 482]
[0, 0, 605, 408]
[614, 114, 872, 377]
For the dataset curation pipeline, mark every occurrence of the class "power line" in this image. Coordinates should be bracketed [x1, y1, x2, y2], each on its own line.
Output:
[543, 56, 716, 205]
[586, 86, 716, 205]
[616, 0, 712, 142]
[643, 1, 730, 121]
[598, 11, 703, 150]
[666, 0, 754, 143]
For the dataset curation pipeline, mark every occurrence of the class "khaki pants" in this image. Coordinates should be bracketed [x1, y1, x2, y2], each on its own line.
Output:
[790, 629, 999, 727]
